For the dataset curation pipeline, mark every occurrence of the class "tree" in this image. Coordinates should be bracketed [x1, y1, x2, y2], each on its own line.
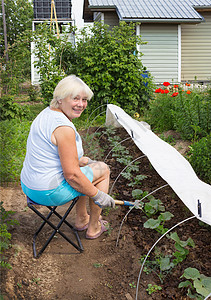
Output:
[0, 0, 33, 56]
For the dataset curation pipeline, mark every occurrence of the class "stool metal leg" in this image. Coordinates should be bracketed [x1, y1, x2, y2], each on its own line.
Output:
[28, 197, 84, 258]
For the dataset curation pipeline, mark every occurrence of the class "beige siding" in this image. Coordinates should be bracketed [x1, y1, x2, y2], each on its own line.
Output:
[181, 12, 211, 82]
[140, 24, 178, 84]
[104, 12, 119, 29]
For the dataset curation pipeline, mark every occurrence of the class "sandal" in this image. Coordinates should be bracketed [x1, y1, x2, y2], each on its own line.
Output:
[85, 219, 109, 239]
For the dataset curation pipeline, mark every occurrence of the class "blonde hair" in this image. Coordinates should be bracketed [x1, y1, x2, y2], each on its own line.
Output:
[50, 75, 93, 108]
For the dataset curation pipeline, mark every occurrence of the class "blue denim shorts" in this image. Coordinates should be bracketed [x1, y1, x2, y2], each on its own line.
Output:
[21, 166, 93, 206]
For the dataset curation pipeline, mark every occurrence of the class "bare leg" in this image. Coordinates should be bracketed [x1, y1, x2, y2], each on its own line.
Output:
[75, 196, 89, 229]
[86, 162, 110, 237]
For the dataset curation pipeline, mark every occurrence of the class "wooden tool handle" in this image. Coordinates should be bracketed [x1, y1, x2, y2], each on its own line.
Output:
[114, 200, 125, 205]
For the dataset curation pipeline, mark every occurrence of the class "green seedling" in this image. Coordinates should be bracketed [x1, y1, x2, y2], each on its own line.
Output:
[128, 174, 148, 187]
[146, 283, 162, 295]
[93, 263, 103, 268]
[31, 277, 41, 285]
[129, 281, 136, 288]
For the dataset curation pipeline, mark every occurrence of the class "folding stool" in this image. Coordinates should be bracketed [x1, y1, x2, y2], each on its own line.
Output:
[27, 196, 84, 258]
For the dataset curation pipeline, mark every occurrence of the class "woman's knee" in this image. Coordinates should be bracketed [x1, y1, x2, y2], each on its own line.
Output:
[91, 161, 110, 180]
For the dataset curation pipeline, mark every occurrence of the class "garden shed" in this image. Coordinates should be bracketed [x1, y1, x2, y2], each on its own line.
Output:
[84, 0, 211, 84]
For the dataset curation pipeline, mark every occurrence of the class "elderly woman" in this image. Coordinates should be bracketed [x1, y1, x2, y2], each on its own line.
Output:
[21, 75, 115, 239]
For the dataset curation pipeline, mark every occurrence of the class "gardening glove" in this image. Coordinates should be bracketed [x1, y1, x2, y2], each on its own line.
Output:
[91, 190, 115, 209]
[87, 157, 97, 165]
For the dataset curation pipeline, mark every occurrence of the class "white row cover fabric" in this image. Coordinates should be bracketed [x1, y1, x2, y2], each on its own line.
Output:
[106, 104, 211, 226]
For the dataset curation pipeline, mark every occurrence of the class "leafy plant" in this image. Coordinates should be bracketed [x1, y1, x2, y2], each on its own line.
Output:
[187, 134, 211, 184]
[59, 21, 155, 115]
[129, 282, 136, 288]
[179, 267, 211, 299]
[93, 263, 103, 268]
[128, 174, 148, 187]
[144, 212, 174, 234]
[0, 96, 29, 120]
[146, 283, 162, 295]
[170, 232, 195, 266]
[0, 119, 31, 182]
[0, 202, 19, 269]
[28, 84, 39, 102]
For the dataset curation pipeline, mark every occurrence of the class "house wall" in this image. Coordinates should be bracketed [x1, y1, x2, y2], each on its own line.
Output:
[140, 24, 178, 84]
[104, 11, 119, 28]
[181, 11, 211, 82]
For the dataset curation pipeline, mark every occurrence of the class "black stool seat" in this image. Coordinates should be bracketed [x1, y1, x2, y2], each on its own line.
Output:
[27, 196, 84, 258]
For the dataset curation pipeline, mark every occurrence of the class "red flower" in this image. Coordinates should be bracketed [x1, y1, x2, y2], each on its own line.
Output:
[164, 89, 169, 94]
[174, 84, 179, 88]
[186, 83, 191, 86]
[155, 88, 162, 93]
[161, 89, 165, 94]
[186, 90, 192, 94]
[171, 92, 179, 97]
[163, 82, 170, 87]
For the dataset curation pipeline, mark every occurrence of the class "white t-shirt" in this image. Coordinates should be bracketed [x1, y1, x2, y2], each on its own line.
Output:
[21, 107, 84, 190]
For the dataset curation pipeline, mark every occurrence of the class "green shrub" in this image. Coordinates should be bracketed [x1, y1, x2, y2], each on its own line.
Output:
[61, 22, 154, 115]
[0, 95, 29, 120]
[0, 119, 31, 182]
[187, 134, 211, 184]
[33, 22, 155, 114]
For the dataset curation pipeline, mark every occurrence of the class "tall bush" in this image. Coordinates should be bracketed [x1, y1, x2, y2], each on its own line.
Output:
[32, 22, 154, 113]
[60, 22, 154, 115]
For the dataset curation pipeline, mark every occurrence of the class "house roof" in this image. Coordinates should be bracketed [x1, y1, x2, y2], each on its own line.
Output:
[87, 0, 211, 23]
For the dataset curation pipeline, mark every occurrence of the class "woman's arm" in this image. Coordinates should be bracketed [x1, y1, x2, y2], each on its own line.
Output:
[53, 126, 98, 197]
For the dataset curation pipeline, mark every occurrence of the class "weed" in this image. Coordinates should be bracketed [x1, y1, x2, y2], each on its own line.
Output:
[93, 263, 103, 268]
[146, 283, 162, 295]
[129, 281, 136, 288]
[31, 278, 41, 285]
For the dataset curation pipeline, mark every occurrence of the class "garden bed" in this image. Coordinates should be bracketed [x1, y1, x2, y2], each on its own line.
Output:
[1, 127, 210, 300]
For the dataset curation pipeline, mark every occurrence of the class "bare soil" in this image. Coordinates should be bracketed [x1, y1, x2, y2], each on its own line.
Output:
[1, 127, 210, 300]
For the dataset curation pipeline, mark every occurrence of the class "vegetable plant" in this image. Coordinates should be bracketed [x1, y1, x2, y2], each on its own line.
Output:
[179, 267, 211, 299]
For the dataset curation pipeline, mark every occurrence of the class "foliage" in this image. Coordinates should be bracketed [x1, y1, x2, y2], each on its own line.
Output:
[58, 21, 155, 115]
[0, 119, 31, 182]
[179, 267, 211, 299]
[0, 29, 33, 95]
[146, 284, 162, 295]
[187, 134, 211, 184]
[172, 87, 211, 140]
[27, 84, 39, 102]
[145, 83, 211, 140]
[144, 211, 174, 234]
[0, 0, 33, 57]
[144, 82, 211, 183]
[0, 202, 19, 269]
[32, 23, 72, 106]
[170, 232, 195, 266]
[0, 95, 29, 120]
